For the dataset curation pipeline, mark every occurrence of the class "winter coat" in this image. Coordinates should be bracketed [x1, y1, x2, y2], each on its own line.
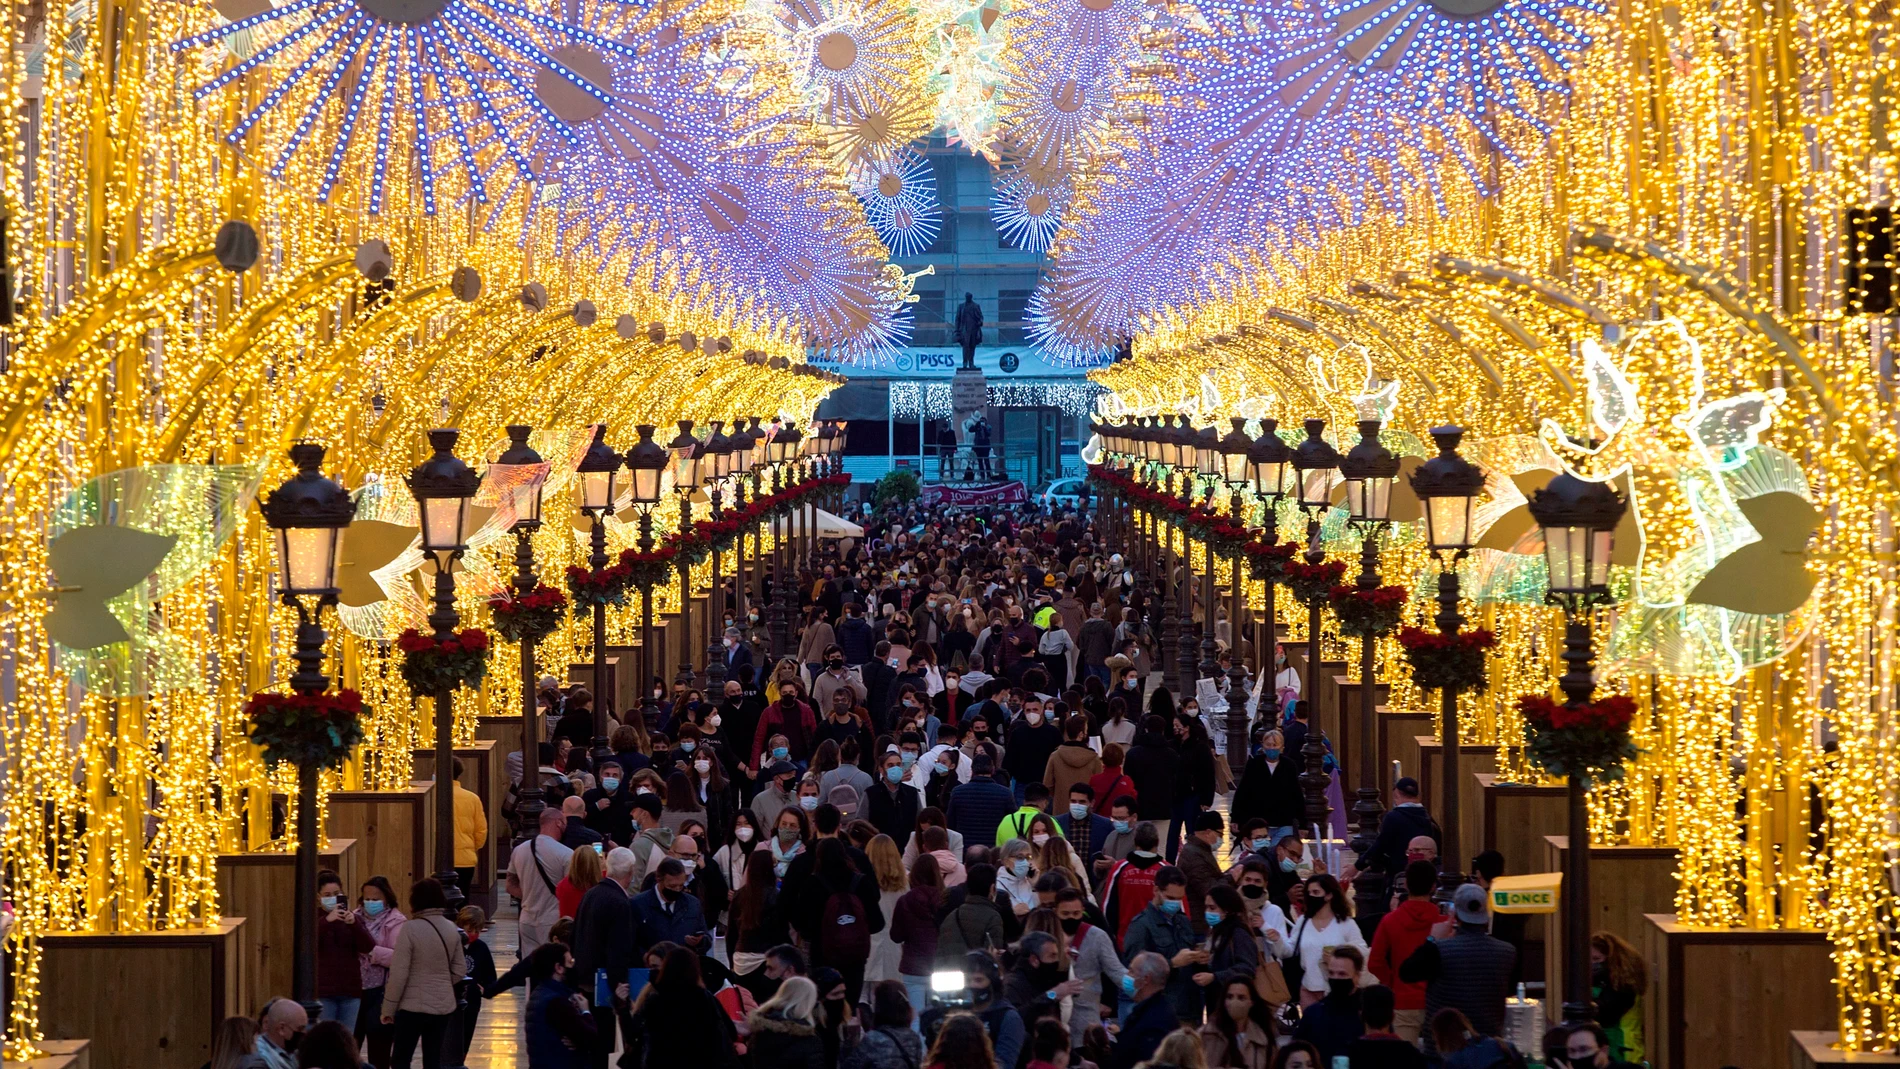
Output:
[1228, 756, 1304, 830]
[1042, 741, 1103, 804]
[1368, 896, 1446, 1010]
[383, 908, 466, 1015]
[1200, 1019, 1274, 1069]
[946, 777, 1016, 847]
[837, 616, 878, 665]
[936, 895, 1006, 963]
[1400, 922, 1517, 1053]
[639, 984, 740, 1069]
[1121, 903, 1204, 1023]
[359, 905, 406, 990]
[1121, 732, 1181, 821]
[746, 1009, 827, 1069]
[843, 1025, 925, 1069]
[316, 911, 374, 998]
[889, 886, 942, 976]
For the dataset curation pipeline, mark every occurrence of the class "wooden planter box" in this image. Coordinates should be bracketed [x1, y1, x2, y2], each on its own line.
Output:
[40, 920, 244, 1069]
[1413, 736, 1498, 819]
[1789, 1033, 1900, 1069]
[1333, 676, 1390, 793]
[327, 782, 434, 899]
[1640, 915, 1832, 1069]
[1378, 708, 1433, 785]
[16, 1040, 90, 1069]
[216, 838, 359, 1014]
[1541, 837, 1677, 1001]
[414, 738, 502, 891]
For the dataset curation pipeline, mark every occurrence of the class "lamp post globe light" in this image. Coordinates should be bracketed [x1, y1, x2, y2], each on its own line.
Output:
[1248, 419, 1292, 734]
[1526, 469, 1627, 1028]
[576, 424, 625, 759]
[669, 421, 701, 683]
[626, 424, 670, 709]
[404, 428, 483, 910]
[260, 441, 353, 1020]
[1288, 418, 1340, 839]
[496, 425, 551, 845]
[1407, 426, 1488, 900]
[1338, 418, 1400, 918]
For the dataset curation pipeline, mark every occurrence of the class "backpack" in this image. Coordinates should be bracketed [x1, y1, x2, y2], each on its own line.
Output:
[818, 881, 872, 965]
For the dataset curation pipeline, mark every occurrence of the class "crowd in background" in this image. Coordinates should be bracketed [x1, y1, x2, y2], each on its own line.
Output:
[207, 496, 1651, 1069]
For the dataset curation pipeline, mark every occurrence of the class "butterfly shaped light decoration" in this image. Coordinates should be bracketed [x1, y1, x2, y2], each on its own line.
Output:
[46, 464, 263, 696]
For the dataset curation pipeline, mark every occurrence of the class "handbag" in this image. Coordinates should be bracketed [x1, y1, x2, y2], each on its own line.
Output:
[1279, 917, 1307, 997]
[1252, 936, 1291, 1006]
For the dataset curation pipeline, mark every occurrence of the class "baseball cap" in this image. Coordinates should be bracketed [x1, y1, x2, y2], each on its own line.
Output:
[1452, 882, 1488, 924]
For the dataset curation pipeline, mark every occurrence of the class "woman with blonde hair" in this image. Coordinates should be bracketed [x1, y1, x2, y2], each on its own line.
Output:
[207, 1015, 259, 1069]
[556, 842, 602, 919]
[1141, 1027, 1211, 1069]
[748, 975, 825, 1069]
[864, 833, 910, 984]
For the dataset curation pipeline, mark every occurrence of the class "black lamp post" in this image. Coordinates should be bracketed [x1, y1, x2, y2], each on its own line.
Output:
[576, 424, 625, 759]
[703, 421, 731, 686]
[405, 428, 483, 910]
[496, 426, 549, 845]
[1217, 418, 1255, 774]
[1248, 419, 1291, 735]
[1407, 426, 1488, 901]
[626, 425, 670, 715]
[260, 441, 352, 1021]
[773, 422, 805, 656]
[1527, 469, 1627, 1027]
[1195, 423, 1224, 683]
[1171, 416, 1200, 693]
[669, 421, 702, 684]
[1339, 418, 1400, 918]
[1290, 418, 1341, 839]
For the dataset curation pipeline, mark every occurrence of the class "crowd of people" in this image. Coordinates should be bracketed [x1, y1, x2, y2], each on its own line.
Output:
[211, 496, 1652, 1069]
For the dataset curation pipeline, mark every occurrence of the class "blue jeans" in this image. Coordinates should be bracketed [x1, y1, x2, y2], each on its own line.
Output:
[319, 996, 361, 1033]
[1165, 796, 1202, 861]
[1082, 664, 1112, 686]
[902, 973, 931, 1032]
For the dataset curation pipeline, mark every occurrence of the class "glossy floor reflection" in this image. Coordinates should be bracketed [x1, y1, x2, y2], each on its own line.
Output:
[464, 915, 524, 1069]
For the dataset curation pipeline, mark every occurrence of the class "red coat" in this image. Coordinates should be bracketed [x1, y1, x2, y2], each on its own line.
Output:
[752, 699, 819, 763]
[1368, 896, 1445, 1009]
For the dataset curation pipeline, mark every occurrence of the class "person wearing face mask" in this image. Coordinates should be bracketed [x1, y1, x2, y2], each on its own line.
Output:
[1286, 874, 1369, 1009]
[1046, 886, 1124, 1039]
[1291, 947, 1368, 1063]
[1178, 811, 1227, 936]
[1098, 819, 1164, 944]
[722, 625, 755, 675]
[753, 685, 819, 768]
[1003, 698, 1063, 802]
[1229, 730, 1303, 850]
[582, 760, 635, 847]
[1120, 866, 1211, 1024]
[797, 607, 838, 682]
[1340, 778, 1442, 904]
[1056, 783, 1114, 872]
[1398, 883, 1516, 1055]
[1004, 930, 1084, 1039]
[752, 760, 801, 830]
[1200, 883, 1263, 1008]
[625, 795, 675, 890]
[812, 647, 867, 713]
[863, 748, 923, 850]
[818, 686, 876, 760]
[1042, 713, 1102, 806]
[1366, 861, 1446, 1042]
[633, 853, 713, 959]
[314, 870, 375, 1032]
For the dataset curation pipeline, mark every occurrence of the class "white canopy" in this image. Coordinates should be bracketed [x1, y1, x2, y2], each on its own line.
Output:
[786, 507, 865, 539]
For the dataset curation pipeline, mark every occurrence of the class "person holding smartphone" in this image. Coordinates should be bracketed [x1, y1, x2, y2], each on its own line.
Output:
[314, 870, 374, 1032]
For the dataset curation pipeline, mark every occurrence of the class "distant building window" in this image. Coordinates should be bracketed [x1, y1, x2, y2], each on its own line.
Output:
[926, 213, 958, 255]
[998, 288, 1030, 344]
[913, 287, 947, 347]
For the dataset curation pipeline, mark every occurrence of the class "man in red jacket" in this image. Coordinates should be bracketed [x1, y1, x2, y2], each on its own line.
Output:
[1366, 860, 1446, 1042]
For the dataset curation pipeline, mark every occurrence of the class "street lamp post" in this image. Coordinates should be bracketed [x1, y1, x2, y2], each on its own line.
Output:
[669, 421, 702, 684]
[406, 428, 483, 910]
[1172, 417, 1201, 693]
[773, 422, 805, 660]
[1195, 423, 1224, 683]
[1407, 426, 1489, 900]
[703, 422, 731, 686]
[1248, 420, 1291, 734]
[626, 425, 670, 718]
[576, 424, 625, 760]
[259, 441, 352, 1021]
[496, 426, 549, 844]
[1340, 418, 1399, 919]
[1217, 418, 1255, 774]
[1527, 470, 1627, 1027]
[1290, 418, 1341, 838]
